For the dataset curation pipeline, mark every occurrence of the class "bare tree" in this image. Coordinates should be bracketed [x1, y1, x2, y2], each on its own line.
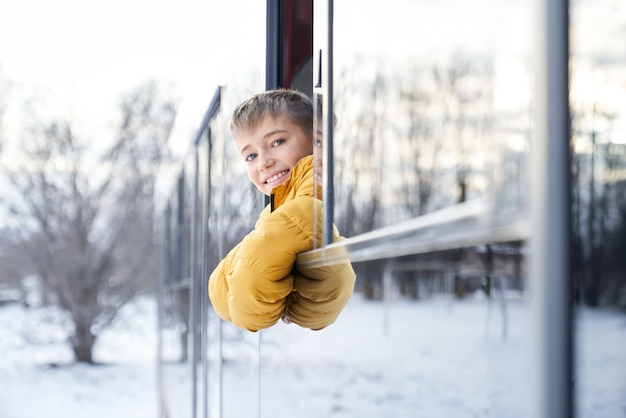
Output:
[333, 65, 389, 298]
[606, 178, 626, 305]
[0, 81, 177, 363]
[432, 55, 490, 205]
[0, 76, 10, 154]
[397, 62, 440, 217]
[334, 66, 387, 237]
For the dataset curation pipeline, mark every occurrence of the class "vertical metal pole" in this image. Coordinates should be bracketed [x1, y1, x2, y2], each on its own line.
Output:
[157, 205, 170, 418]
[190, 153, 199, 418]
[322, 0, 334, 246]
[382, 263, 392, 338]
[265, 0, 283, 91]
[217, 92, 226, 418]
[201, 131, 210, 418]
[177, 175, 185, 284]
[530, 0, 572, 417]
[257, 332, 262, 418]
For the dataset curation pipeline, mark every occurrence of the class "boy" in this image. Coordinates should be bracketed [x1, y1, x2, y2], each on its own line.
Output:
[208, 89, 356, 332]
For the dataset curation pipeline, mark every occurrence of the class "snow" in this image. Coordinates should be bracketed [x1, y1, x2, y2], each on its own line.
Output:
[0, 298, 158, 418]
[0, 293, 625, 418]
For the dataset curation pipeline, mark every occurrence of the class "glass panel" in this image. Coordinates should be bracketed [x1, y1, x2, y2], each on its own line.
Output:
[159, 173, 193, 418]
[190, 149, 209, 418]
[158, 1, 268, 415]
[332, 0, 530, 237]
[254, 256, 531, 417]
[165, 0, 266, 162]
[570, 0, 626, 416]
[196, 134, 209, 418]
[267, 0, 534, 416]
[159, 1, 626, 417]
[206, 92, 265, 417]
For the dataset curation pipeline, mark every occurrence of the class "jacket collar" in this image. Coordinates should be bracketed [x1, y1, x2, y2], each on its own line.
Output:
[269, 155, 319, 211]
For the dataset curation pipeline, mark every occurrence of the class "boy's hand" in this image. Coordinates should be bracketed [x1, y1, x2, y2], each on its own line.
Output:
[281, 313, 293, 324]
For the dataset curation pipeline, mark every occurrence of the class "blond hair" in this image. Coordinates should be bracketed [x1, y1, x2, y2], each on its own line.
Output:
[230, 89, 313, 138]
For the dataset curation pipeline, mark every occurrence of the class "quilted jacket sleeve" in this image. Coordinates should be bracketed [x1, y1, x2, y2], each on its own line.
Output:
[285, 234, 356, 330]
[208, 197, 319, 332]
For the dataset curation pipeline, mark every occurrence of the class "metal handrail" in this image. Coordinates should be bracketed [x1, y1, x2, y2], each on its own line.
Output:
[296, 198, 528, 269]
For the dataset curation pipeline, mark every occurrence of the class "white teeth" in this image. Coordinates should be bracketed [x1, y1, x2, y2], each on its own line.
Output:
[266, 170, 287, 183]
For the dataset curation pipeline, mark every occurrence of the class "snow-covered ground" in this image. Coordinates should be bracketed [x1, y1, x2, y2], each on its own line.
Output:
[0, 293, 625, 418]
[0, 297, 158, 418]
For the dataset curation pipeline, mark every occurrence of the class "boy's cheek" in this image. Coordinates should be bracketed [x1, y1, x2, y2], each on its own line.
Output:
[246, 171, 262, 190]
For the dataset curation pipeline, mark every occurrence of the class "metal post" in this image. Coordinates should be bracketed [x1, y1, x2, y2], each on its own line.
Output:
[383, 263, 392, 337]
[201, 131, 210, 418]
[322, 0, 335, 246]
[157, 205, 170, 418]
[265, 0, 283, 91]
[530, 0, 572, 416]
[190, 153, 199, 418]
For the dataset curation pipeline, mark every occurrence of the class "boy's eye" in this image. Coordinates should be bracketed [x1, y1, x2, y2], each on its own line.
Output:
[314, 137, 322, 147]
[272, 138, 286, 147]
[245, 153, 257, 162]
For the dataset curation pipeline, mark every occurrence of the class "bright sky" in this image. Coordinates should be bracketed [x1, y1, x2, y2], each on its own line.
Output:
[0, 0, 263, 154]
[1, 0, 624, 158]
[1, 1, 196, 84]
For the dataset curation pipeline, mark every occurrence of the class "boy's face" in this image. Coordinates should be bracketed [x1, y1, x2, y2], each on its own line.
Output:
[235, 115, 313, 195]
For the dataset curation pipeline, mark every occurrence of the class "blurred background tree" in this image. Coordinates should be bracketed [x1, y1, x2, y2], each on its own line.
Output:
[0, 80, 177, 363]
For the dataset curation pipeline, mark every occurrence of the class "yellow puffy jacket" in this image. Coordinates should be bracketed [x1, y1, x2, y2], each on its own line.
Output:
[208, 155, 356, 332]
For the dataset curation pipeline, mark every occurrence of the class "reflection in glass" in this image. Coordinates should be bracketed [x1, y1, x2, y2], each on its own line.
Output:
[284, 0, 533, 416]
[332, 1, 530, 237]
[570, 1, 626, 416]
[157, 1, 626, 416]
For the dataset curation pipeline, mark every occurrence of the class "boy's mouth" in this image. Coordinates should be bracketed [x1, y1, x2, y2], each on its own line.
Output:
[265, 170, 288, 184]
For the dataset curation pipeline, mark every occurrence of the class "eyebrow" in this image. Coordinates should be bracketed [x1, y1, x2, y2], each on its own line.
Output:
[239, 129, 289, 156]
[262, 129, 288, 140]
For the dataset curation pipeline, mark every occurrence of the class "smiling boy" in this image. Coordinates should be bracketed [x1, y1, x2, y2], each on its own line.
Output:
[208, 89, 355, 332]
[238, 114, 312, 195]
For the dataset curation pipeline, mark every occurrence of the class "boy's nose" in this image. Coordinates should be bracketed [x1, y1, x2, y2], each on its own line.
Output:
[259, 155, 275, 170]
